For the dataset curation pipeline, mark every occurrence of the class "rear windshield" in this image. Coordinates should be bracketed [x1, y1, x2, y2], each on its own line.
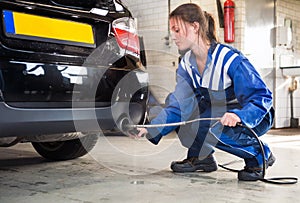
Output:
[50, 0, 118, 10]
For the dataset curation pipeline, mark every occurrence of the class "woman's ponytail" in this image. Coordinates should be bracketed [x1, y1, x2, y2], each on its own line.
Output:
[204, 11, 218, 42]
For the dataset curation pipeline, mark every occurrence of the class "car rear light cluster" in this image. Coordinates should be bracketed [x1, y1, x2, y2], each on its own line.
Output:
[112, 17, 140, 56]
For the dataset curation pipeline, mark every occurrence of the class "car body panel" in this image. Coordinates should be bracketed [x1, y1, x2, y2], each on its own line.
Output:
[0, 0, 148, 138]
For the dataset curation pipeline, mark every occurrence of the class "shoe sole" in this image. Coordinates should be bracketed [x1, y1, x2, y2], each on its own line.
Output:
[171, 162, 218, 173]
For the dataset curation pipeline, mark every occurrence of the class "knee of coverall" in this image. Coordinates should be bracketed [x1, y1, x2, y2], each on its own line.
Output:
[253, 107, 274, 136]
[176, 123, 198, 148]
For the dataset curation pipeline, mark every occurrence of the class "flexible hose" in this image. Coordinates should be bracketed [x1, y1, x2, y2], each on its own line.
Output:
[127, 118, 298, 184]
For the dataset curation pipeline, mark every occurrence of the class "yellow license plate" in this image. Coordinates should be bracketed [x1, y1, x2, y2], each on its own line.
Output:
[3, 10, 95, 47]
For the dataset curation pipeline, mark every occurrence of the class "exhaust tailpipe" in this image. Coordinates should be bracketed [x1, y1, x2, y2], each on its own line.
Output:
[117, 116, 139, 135]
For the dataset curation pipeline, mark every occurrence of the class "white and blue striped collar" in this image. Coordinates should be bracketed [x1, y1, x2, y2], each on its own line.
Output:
[182, 43, 240, 90]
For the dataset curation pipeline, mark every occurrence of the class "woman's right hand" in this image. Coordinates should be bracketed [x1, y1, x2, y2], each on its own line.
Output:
[220, 112, 241, 127]
[128, 128, 148, 139]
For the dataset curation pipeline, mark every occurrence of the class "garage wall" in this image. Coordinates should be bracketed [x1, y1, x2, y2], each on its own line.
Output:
[123, 0, 175, 103]
[274, 0, 300, 128]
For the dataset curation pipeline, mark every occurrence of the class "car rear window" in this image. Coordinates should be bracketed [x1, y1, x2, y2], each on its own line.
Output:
[51, 0, 117, 10]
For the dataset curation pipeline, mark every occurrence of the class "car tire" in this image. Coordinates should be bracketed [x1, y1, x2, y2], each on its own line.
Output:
[31, 133, 98, 161]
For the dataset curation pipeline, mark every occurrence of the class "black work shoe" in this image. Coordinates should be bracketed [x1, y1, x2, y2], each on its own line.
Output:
[238, 153, 276, 181]
[170, 154, 218, 173]
[238, 167, 264, 181]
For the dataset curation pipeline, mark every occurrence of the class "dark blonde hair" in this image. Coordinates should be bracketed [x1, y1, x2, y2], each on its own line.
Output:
[169, 3, 218, 43]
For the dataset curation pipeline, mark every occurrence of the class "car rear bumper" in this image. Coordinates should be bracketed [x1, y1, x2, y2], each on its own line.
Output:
[0, 101, 144, 137]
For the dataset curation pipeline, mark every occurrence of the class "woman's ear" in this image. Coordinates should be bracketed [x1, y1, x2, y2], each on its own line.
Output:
[192, 22, 200, 33]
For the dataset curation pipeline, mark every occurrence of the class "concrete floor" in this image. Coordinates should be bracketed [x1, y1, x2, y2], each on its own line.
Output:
[0, 129, 300, 203]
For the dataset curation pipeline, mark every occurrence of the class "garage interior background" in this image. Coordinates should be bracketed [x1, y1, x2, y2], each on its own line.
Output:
[122, 0, 300, 129]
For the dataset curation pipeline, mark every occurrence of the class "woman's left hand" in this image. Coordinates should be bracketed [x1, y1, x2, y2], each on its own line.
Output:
[220, 112, 241, 127]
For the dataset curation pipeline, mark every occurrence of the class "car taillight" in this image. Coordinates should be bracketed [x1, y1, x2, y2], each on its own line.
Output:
[112, 17, 140, 55]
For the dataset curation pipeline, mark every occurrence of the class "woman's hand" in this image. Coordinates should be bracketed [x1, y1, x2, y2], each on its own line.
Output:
[220, 112, 241, 127]
[128, 128, 148, 139]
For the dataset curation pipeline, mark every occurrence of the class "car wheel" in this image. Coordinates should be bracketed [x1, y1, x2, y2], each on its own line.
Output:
[31, 133, 98, 160]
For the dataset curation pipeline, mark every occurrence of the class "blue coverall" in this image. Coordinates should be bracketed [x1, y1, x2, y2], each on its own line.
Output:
[147, 42, 274, 168]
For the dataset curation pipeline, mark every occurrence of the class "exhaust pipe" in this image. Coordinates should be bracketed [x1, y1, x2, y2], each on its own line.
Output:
[118, 117, 131, 132]
[115, 102, 146, 135]
[117, 116, 139, 135]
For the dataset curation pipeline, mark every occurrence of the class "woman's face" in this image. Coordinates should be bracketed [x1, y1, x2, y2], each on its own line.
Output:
[170, 18, 199, 51]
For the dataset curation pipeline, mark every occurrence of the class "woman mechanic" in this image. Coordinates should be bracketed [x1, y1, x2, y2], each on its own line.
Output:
[132, 3, 275, 181]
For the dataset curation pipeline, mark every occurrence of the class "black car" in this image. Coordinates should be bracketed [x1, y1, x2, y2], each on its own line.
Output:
[0, 0, 148, 160]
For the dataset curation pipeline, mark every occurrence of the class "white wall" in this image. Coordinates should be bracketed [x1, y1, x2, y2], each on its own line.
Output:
[274, 0, 300, 128]
[123, 0, 177, 103]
